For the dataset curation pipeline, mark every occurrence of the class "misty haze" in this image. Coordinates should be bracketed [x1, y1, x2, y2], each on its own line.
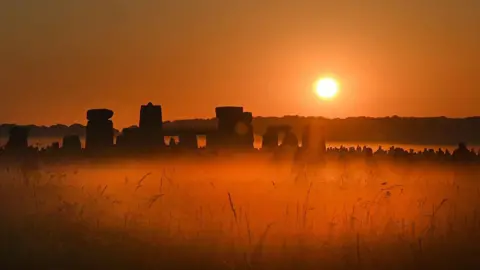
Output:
[1, 1, 480, 270]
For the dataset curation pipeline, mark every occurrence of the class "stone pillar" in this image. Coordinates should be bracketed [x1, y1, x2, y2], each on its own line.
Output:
[262, 126, 279, 149]
[139, 102, 164, 147]
[282, 130, 298, 148]
[167, 137, 177, 148]
[239, 112, 254, 147]
[216, 106, 244, 135]
[5, 126, 29, 152]
[211, 106, 245, 147]
[62, 135, 82, 152]
[318, 126, 327, 155]
[301, 125, 310, 149]
[116, 127, 140, 149]
[178, 133, 198, 149]
[51, 142, 60, 150]
[86, 109, 114, 151]
[140, 102, 163, 131]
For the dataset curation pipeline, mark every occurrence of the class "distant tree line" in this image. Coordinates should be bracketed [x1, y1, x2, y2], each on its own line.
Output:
[1, 116, 480, 145]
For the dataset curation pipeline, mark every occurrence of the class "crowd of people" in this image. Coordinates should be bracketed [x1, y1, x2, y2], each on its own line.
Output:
[292, 142, 479, 163]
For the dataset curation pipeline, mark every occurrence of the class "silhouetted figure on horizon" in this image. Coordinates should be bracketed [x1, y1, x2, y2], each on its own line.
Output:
[364, 147, 373, 157]
[375, 146, 387, 156]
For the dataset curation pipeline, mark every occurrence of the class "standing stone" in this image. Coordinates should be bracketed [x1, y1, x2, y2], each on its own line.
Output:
[51, 142, 60, 150]
[62, 135, 82, 152]
[318, 126, 327, 156]
[139, 102, 163, 147]
[216, 106, 244, 135]
[140, 102, 163, 131]
[86, 109, 114, 151]
[178, 133, 198, 149]
[301, 125, 310, 149]
[282, 130, 298, 148]
[300, 122, 328, 162]
[262, 126, 279, 149]
[211, 106, 250, 148]
[116, 127, 140, 149]
[167, 137, 178, 148]
[239, 112, 254, 147]
[5, 126, 29, 152]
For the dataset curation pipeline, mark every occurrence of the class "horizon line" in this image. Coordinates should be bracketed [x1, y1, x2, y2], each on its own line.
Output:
[1, 114, 480, 129]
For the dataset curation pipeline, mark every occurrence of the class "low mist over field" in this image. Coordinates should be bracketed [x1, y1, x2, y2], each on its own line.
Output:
[2, 0, 479, 268]
[2, 154, 480, 269]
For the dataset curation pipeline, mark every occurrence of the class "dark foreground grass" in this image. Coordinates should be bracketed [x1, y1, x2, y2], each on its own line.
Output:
[1, 157, 480, 269]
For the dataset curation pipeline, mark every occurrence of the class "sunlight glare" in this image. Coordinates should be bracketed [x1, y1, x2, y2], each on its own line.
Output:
[314, 78, 339, 100]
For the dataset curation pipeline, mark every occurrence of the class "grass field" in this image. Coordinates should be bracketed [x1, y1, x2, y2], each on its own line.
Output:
[1, 154, 480, 269]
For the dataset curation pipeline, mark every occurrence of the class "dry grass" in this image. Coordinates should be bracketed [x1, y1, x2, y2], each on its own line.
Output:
[1, 155, 480, 269]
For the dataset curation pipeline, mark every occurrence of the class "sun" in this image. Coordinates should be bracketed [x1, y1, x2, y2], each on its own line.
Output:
[314, 78, 339, 100]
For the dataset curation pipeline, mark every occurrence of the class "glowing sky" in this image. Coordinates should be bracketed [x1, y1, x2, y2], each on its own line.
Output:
[1, 0, 479, 128]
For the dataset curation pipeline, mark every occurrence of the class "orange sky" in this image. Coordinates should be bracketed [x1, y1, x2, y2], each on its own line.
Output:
[1, 0, 479, 128]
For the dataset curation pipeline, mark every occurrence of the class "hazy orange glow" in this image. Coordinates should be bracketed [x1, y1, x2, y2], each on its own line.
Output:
[4, 156, 480, 267]
[0, 1, 479, 127]
[315, 78, 339, 100]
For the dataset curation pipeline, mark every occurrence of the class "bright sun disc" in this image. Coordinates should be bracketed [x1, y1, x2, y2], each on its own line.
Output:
[315, 78, 339, 100]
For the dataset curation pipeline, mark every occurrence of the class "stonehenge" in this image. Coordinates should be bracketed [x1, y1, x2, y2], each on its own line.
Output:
[85, 109, 114, 151]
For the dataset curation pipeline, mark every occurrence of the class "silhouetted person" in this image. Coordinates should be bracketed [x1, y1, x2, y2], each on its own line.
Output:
[375, 146, 386, 156]
[364, 147, 373, 157]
